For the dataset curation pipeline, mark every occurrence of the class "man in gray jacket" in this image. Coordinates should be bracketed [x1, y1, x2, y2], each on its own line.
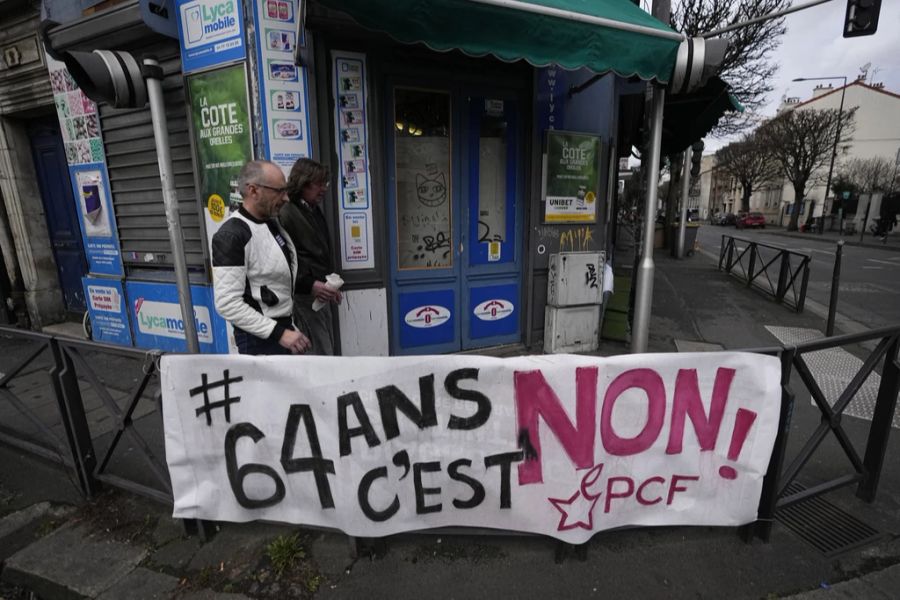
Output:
[212, 160, 311, 355]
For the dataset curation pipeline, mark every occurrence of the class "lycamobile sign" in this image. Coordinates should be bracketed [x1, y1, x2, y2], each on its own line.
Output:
[135, 298, 213, 343]
[177, 0, 246, 73]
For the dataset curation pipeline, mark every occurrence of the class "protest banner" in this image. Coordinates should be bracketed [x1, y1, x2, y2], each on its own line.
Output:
[162, 352, 780, 544]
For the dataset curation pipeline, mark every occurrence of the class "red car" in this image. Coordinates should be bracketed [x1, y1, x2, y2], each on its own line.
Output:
[736, 212, 766, 229]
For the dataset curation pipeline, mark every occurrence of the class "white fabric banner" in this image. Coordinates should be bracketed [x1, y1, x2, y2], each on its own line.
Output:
[162, 352, 781, 543]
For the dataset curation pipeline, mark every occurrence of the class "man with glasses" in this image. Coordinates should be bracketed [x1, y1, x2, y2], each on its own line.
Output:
[281, 158, 342, 355]
[212, 160, 311, 355]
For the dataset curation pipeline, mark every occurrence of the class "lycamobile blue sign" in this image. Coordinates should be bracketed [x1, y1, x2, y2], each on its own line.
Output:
[176, 0, 247, 73]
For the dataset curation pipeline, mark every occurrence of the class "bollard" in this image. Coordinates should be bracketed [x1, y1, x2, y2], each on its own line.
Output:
[826, 240, 844, 336]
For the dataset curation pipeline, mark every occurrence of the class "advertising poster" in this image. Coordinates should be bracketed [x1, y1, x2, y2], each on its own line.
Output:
[544, 131, 601, 223]
[175, 0, 246, 73]
[187, 64, 254, 251]
[126, 280, 229, 354]
[45, 54, 124, 276]
[82, 277, 132, 347]
[333, 52, 375, 270]
[252, 0, 312, 175]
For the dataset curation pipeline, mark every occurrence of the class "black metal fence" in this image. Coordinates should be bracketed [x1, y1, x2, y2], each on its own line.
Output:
[747, 325, 900, 541]
[2, 324, 899, 545]
[719, 235, 811, 312]
[0, 326, 171, 504]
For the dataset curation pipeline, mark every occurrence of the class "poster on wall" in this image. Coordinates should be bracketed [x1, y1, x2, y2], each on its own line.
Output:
[543, 131, 601, 223]
[187, 63, 254, 252]
[332, 52, 375, 270]
[45, 55, 124, 276]
[82, 277, 132, 347]
[161, 351, 781, 543]
[252, 0, 313, 175]
[175, 0, 247, 74]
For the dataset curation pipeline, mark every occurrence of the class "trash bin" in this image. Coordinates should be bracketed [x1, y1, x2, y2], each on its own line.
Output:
[670, 223, 700, 257]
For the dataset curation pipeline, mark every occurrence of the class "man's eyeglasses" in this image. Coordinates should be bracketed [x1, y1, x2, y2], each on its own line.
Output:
[253, 183, 287, 194]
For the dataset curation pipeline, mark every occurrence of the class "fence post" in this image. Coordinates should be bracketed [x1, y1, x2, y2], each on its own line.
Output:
[856, 334, 900, 502]
[747, 243, 757, 287]
[826, 241, 844, 336]
[796, 258, 811, 313]
[49, 339, 100, 498]
[719, 235, 726, 270]
[750, 348, 794, 542]
[726, 237, 735, 271]
[775, 252, 789, 304]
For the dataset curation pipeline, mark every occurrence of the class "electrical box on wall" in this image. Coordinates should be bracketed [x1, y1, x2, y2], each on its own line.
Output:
[543, 305, 600, 354]
[547, 251, 605, 307]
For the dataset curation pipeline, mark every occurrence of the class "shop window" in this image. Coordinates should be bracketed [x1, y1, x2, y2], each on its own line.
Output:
[394, 88, 452, 270]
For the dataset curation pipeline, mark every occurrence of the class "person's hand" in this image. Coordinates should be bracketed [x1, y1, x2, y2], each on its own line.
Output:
[312, 280, 343, 304]
[279, 328, 311, 354]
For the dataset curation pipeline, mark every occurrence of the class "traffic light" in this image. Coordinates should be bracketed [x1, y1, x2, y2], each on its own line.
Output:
[40, 21, 148, 109]
[670, 37, 729, 95]
[843, 0, 881, 38]
[690, 141, 704, 178]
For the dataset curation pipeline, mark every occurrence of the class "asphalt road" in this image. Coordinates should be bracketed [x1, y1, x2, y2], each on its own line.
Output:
[697, 225, 900, 331]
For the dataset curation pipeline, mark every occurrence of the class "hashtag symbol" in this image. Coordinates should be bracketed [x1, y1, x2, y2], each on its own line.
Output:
[190, 370, 244, 426]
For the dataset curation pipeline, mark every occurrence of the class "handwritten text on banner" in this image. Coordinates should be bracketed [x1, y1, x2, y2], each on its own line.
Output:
[162, 353, 780, 543]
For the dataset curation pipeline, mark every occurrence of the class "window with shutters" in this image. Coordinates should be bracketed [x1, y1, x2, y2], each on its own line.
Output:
[98, 39, 207, 279]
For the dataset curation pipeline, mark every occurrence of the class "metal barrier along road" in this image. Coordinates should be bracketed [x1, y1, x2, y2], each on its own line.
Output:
[719, 235, 811, 312]
[0, 325, 171, 504]
[748, 325, 900, 542]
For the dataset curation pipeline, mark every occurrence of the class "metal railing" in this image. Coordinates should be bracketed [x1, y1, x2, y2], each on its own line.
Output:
[748, 325, 900, 542]
[2, 324, 899, 547]
[0, 326, 171, 504]
[718, 235, 811, 312]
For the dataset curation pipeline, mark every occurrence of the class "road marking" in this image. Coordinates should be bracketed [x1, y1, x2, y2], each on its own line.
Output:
[867, 259, 898, 266]
[862, 266, 883, 270]
[809, 249, 835, 256]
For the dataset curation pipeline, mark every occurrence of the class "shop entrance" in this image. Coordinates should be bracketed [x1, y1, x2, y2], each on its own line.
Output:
[27, 117, 88, 314]
[386, 82, 524, 354]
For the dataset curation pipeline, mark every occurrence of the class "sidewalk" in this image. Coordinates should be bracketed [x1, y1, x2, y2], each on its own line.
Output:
[2, 247, 900, 599]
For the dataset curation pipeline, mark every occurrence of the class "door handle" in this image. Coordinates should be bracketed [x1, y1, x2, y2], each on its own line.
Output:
[459, 242, 464, 254]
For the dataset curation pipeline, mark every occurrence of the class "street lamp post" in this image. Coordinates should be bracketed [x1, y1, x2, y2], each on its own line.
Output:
[792, 75, 847, 234]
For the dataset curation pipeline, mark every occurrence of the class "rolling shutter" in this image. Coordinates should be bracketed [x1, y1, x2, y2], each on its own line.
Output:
[98, 39, 207, 277]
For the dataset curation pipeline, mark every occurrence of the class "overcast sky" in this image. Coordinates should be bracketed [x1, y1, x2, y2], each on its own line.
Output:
[703, 0, 900, 151]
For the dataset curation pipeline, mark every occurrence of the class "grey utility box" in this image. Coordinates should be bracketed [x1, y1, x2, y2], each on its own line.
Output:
[544, 252, 605, 354]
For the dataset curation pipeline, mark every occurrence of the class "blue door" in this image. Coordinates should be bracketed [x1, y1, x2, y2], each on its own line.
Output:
[387, 83, 524, 354]
[28, 117, 88, 314]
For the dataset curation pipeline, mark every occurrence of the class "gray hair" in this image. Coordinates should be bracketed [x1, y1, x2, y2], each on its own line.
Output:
[238, 160, 280, 196]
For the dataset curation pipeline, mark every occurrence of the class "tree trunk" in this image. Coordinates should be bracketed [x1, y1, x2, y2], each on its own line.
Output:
[787, 184, 804, 231]
[741, 185, 752, 214]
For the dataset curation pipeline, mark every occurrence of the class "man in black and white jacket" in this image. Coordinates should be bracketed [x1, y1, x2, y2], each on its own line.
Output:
[212, 160, 311, 355]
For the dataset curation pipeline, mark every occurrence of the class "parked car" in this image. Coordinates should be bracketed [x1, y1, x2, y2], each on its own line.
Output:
[736, 212, 766, 229]
[718, 212, 736, 226]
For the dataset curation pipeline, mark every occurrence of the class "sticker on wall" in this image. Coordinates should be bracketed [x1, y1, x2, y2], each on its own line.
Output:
[252, 0, 313, 175]
[343, 212, 369, 263]
[82, 277, 132, 347]
[175, 0, 247, 74]
[473, 299, 514, 322]
[404, 305, 452, 329]
[332, 51, 375, 270]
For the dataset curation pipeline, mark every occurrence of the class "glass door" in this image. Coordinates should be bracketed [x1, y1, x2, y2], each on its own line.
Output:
[387, 82, 522, 354]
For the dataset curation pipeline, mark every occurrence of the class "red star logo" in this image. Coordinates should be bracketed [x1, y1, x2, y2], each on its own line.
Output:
[548, 490, 600, 531]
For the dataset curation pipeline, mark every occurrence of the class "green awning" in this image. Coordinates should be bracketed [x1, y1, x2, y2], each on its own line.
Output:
[661, 76, 743, 155]
[316, 0, 683, 83]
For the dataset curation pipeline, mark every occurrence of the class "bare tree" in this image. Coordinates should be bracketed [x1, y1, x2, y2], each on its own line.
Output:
[838, 156, 900, 194]
[758, 107, 856, 231]
[715, 133, 777, 212]
[671, 0, 789, 135]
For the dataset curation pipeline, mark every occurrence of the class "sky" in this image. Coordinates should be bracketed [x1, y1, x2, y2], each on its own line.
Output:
[702, 0, 900, 152]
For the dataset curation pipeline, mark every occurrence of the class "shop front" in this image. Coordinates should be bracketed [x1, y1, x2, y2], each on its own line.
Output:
[40, 0, 681, 357]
